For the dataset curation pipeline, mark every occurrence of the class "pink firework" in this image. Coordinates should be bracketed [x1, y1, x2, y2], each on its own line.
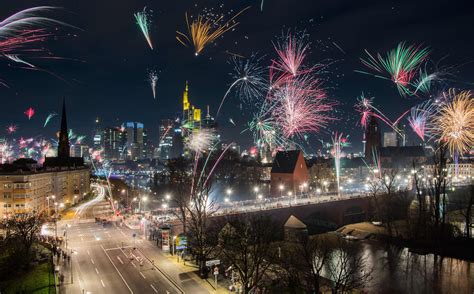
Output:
[272, 76, 334, 138]
[269, 32, 323, 88]
[6, 124, 17, 134]
[24, 107, 35, 120]
[407, 100, 436, 141]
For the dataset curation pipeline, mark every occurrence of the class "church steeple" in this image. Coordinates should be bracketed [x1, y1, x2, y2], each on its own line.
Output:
[58, 98, 70, 159]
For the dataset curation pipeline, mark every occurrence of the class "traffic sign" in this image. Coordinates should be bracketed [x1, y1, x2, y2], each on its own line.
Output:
[206, 259, 220, 267]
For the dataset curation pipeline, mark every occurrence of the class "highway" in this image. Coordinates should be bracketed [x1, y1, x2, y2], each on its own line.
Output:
[59, 184, 208, 294]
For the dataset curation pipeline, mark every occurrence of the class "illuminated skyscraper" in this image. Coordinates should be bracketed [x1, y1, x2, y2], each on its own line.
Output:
[125, 122, 144, 161]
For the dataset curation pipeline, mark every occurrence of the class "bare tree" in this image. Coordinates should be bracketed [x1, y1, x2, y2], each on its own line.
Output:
[326, 239, 371, 294]
[218, 215, 278, 294]
[279, 235, 331, 293]
[166, 157, 192, 235]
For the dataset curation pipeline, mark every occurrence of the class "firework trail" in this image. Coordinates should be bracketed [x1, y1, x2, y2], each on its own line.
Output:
[187, 129, 215, 154]
[6, 124, 17, 134]
[0, 7, 75, 86]
[332, 132, 350, 196]
[24, 107, 35, 120]
[176, 7, 250, 56]
[434, 90, 474, 155]
[355, 93, 409, 136]
[216, 54, 267, 117]
[229, 118, 236, 126]
[147, 69, 158, 99]
[407, 100, 437, 141]
[3, 54, 35, 67]
[260, 0, 265, 11]
[134, 7, 153, 50]
[43, 112, 57, 127]
[357, 42, 430, 96]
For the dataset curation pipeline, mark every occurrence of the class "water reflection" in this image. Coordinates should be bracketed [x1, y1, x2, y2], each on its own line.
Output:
[360, 241, 473, 293]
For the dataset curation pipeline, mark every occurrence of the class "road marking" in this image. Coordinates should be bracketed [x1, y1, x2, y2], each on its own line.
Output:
[87, 250, 90, 256]
[95, 267, 99, 274]
[101, 244, 133, 294]
[101, 279, 106, 287]
[91, 258, 95, 265]
[131, 261, 137, 268]
[139, 272, 146, 279]
[150, 284, 158, 293]
[117, 256, 124, 264]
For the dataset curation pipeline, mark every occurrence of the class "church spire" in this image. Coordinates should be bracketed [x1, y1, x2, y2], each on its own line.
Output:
[58, 98, 70, 159]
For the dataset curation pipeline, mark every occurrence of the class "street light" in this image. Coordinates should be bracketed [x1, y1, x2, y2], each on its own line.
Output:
[165, 194, 171, 201]
[279, 184, 284, 197]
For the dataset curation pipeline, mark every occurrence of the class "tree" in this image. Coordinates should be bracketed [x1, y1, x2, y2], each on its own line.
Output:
[166, 157, 192, 235]
[219, 215, 278, 294]
[3, 213, 44, 269]
[326, 239, 371, 294]
[279, 235, 331, 293]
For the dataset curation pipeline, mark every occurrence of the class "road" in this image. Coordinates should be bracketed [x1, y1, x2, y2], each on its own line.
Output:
[59, 184, 208, 294]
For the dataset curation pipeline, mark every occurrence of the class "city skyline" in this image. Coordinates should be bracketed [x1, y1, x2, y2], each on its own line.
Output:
[0, 0, 473, 153]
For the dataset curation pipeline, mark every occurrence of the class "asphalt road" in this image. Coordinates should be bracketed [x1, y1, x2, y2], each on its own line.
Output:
[60, 186, 207, 294]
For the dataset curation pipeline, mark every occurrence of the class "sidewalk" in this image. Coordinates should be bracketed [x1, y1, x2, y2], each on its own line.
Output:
[138, 238, 230, 294]
[53, 248, 82, 294]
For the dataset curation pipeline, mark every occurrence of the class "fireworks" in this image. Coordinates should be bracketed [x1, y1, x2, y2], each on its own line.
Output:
[134, 7, 153, 50]
[43, 112, 57, 127]
[187, 129, 216, 153]
[272, 76, 333, 139]
[24, 107, 35, 120]
[4, 54, 35, 68]
[176, 7, 250, 56]
[332, 132, 350, 196]
[6, 124, 17, 134]
[358, 42, 430, 96]
[147, 70, 159, 99]
[434, 90, 474, 155]
[216, 55, 267, 116]
[407, 100, 437, 141]
[0, 7, 74, 86]
[271, 32, 310, 80]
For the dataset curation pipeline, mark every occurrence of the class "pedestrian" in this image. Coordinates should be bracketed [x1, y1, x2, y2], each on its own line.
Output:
[60, 273, 65, 284]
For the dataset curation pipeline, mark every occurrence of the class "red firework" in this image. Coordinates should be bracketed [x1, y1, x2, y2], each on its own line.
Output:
[24, 107, 35, 120]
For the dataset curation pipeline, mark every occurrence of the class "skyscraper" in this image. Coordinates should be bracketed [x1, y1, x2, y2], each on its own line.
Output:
[125, 122, 144, 161]
[103, 127, 126, 160]
[383, 132, 397, 147]
[158, 119, 174, 160]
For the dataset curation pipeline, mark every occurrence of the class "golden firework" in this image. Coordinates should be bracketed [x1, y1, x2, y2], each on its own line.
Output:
[435, 90, 474, 155]
[176, 7, 249, 56]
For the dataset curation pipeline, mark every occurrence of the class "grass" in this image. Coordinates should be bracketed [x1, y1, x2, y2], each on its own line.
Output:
[2, 261, 56, 294]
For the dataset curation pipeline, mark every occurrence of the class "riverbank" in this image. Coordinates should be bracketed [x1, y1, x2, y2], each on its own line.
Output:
[338, 222, 474, 261]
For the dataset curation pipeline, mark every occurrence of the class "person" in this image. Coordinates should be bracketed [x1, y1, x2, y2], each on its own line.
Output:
[60, 273, 65, 284]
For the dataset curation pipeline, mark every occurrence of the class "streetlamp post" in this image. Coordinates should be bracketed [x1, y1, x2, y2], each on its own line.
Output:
[253, 186, 259, 202]
[279, 184, 284, 198]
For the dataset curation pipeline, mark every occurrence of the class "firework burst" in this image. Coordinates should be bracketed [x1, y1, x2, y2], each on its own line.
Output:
[358, 42, 430, 96]
[216, 54, 267, 116]
[134, 7, 153, 50]
[147, 70, 159, 99]
[6, 124, 17, 134]
[272, 76, 333, 139]
[407, 100, 437, 141]
[434, 90, 474, 155]
[176, 7, 249, 56]
[24, 107, 35, 120]
[187, 129, 216, 154]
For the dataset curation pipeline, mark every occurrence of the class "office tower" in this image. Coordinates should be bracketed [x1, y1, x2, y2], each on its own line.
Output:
[158, 119, 174, 160]
[364, 116, 381, 161]
[103, 127, 126, 161]
[125, 122, 144, 161]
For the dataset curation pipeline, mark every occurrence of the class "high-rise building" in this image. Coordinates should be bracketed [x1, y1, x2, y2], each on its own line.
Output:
[383, 132, 397, 147]
[93, 117, 102, 150]
[125, 122, 144, 161]
[158, 119, 174, 160]
[364, 116, 381, 161]
[103, 127, 126, 161]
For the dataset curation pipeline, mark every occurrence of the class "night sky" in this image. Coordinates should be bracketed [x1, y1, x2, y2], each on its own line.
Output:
[1, 0, 474, 153]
